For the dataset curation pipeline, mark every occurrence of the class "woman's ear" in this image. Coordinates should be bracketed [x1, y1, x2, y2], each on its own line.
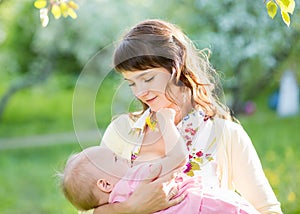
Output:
[96, 179, 114, 193]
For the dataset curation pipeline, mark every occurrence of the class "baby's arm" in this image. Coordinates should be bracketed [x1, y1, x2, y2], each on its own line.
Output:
[156, 108, 188, 176]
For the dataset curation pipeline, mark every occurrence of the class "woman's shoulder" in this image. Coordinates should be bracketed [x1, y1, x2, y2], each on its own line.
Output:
[109, 109, 150, 134]
[213, 117, 253, 154]
[104, 113, 134, 138]
[110, 113, 136, 127]
[111, 110, 144, 124]
[214, 116, 244, 130]
[213, 117, 248, 140]
[102, 113, 139, 159]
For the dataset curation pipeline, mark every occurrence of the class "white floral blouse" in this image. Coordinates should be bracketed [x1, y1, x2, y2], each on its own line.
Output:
[80, 109, 282, 214]
[129, 109, 219, 190]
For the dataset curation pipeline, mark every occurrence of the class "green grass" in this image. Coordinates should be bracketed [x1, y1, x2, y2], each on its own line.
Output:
[0, 143, 81, 214]
[0, 73, 119, 137]
[238, 102, 300, 213]
[0, 73, 125, 213]
[0, 74, 75, 137]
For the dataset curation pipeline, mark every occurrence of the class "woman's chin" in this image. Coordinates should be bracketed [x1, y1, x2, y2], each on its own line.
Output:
[149, 105, 175, 112]
[149, 107, 158, 112]
[149, 105, 163, 112]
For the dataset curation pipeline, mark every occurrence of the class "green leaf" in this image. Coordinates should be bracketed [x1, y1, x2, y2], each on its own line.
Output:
[51, 4, 61, 20]
[67, 8, 78, 19]
[281, 10, 291, 26]
[267, 1, 278, 19]
[286, 0, 295, 14]
[34, 0, 47, 9]
[280, 0, 291, 7]
[60, 2, 69, 17]
[68, 1, 79, 10]
[278, 0, 295, 14]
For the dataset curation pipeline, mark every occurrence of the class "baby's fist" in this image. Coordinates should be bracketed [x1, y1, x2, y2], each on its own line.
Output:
[156, 108, 176, 123]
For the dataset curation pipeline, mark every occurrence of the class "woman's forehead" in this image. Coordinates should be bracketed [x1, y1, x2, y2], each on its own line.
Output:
[122, 67, 170, 80]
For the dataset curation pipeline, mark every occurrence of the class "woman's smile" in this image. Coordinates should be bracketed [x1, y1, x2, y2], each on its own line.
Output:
[145, 96, 157, 104]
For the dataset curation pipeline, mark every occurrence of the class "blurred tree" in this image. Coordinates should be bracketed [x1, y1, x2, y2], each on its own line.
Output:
[0, 1, 50, 120]
[172, 0, 300, 112]
[0, 0, 299, 121]
[0, 0, 80, 121]
[0, 0, 158, 121]
[33, 0, 300, 113]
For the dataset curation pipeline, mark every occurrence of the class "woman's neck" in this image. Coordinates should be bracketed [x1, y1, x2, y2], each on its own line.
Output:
[174, 103, 193, 125]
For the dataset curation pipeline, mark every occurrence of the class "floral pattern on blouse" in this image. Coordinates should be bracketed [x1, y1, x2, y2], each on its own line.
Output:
[129, 109, 217, 177]
[178, 110, 216, 177]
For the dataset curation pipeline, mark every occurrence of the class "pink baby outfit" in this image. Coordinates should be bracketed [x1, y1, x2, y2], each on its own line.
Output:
[109, 163, 259, 214]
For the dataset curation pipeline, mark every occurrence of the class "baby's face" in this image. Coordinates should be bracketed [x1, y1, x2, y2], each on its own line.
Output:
[82, 146, 130, 180]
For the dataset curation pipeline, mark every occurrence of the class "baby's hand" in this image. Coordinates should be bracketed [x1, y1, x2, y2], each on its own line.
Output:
[156, 108, 176, 123]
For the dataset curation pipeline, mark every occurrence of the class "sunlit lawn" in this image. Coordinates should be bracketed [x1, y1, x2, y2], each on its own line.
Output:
[0, 74, 299, 213]
[0, 143, 81, 214]
[239, 106, 300, 214]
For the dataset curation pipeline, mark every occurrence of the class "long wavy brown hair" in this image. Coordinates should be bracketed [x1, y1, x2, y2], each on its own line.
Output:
[113, 19, 233, 121]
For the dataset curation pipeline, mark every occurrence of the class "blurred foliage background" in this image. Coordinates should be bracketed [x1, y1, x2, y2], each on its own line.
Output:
[0, 0, 299, 213]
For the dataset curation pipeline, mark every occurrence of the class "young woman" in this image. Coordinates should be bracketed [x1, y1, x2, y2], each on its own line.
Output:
[80, 19, 282, 214]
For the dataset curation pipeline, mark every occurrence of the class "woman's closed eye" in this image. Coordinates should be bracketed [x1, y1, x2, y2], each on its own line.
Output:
[128, 82, 135, 87]
[127, 76, 154, 87]
[144, 76, 154, 82]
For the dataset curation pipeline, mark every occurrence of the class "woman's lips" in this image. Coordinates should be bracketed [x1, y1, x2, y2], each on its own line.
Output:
[146, 96, 157, 103]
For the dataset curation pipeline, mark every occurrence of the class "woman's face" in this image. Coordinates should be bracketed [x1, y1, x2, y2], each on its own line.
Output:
[122, 67, 179, 112]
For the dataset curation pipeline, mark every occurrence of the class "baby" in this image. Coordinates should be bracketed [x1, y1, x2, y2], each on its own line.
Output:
[61, 146, 259, 213]
[60, 109, 259, 213]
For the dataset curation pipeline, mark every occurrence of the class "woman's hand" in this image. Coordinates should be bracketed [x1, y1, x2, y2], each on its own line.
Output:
[125, 163, 186, 214]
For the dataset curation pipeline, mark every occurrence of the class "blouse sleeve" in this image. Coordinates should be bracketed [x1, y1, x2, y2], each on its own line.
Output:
[230, 123, 283, 214]
[100, 114, 135, 160]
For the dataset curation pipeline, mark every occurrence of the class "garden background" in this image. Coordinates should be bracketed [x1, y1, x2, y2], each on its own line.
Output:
[0, 0, 299, 213]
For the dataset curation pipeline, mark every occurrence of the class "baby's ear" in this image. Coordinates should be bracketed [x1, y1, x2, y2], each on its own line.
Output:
[96, 179, 114, 193]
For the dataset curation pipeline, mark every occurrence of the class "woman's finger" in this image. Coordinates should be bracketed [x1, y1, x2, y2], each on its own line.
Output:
[167, 186, 179, 200]
[167, 192, 187, 208]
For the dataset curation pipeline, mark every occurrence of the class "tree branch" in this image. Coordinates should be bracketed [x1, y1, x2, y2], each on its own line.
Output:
[0, 62, 53, 122]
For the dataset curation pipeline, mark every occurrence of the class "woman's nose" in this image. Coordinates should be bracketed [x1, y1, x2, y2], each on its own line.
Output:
[133, 84, 149, 98]
[135, 89, 149, 98]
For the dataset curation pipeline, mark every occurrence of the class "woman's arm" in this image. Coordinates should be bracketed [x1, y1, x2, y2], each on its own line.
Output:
[93, 163, 185, 214]
[230, 124, 283, 214]
[92, 201, 133, 214]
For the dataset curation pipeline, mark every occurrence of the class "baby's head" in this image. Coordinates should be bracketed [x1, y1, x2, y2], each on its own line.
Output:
[60, 146, 129, 210]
